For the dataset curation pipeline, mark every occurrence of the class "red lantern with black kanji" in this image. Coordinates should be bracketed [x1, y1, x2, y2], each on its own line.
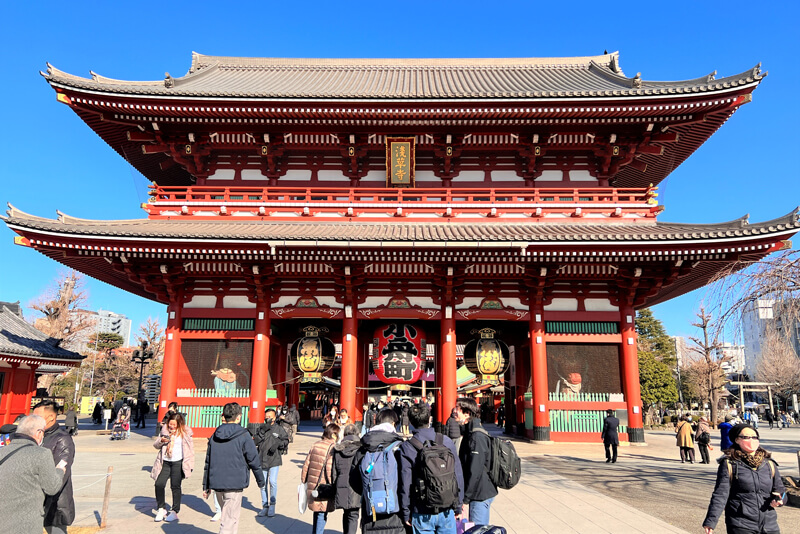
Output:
[372, 323, 426, 387]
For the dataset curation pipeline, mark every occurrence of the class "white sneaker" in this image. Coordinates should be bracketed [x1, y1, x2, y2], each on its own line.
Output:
[154, 508, 167, 522]
[165, 511, 178, 522]
[211, 512, 221, 522]
[257, 505, 269, 517]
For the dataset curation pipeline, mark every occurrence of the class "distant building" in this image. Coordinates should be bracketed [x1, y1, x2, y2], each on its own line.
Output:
[671, 336, 694, 368]
[742, 299, 800, 379]
[718, 342, 746, 376]
[76, 309, 133, 347]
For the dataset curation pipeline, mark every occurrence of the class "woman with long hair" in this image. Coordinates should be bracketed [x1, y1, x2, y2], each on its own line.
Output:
[152, 412, 195, 522]
[301, 423, 339, 534]
[702, 424, 786, 533]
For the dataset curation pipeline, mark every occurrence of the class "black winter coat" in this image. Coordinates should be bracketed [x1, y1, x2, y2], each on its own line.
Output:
[703, 453, 786, 532]
[41, 423, 75, 526]
[459, 418, 498, 503]
[601, 416, 619, 445]
[203, 423, 265, 491]
[445, 416, 462, 440]
[253, 421, 288, 469]
[332, 434, 362, 510]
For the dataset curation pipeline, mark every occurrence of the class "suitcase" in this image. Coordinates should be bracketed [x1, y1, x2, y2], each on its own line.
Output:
[464, 526, 507, 534]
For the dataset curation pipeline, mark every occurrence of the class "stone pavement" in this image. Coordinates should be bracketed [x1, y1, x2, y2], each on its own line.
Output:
[63, 417, 698, 534]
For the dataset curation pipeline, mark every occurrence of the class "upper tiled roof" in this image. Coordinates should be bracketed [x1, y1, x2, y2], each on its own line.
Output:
[0, 304, 84, 362]
[43, 52, 766, 100]
[4, 205, 798, 245]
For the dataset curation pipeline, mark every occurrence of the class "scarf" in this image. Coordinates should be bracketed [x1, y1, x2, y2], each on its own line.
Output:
[732, 448, 768, 469]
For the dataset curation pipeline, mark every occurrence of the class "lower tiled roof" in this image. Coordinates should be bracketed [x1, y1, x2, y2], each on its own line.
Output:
[3, 206, 798, 244]
[0, 305, 84, 362]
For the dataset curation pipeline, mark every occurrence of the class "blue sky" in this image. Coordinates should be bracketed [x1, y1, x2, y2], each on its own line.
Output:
[1, 1, 798, 342]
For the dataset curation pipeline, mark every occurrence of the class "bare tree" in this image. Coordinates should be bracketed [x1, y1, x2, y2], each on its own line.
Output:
[683, 308, 727, 424]
[135, 317, 166, 360]
[29, 271, 94, 351]
[755, 327, 800, 405]
[92, 350, 138, 401]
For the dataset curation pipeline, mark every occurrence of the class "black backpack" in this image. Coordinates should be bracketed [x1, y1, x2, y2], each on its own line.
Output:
[409, 433, 459, 511]
[474, 428, 521, 490]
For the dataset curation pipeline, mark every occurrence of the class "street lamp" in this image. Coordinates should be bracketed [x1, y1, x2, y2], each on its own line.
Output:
[131, 341, 155, 398]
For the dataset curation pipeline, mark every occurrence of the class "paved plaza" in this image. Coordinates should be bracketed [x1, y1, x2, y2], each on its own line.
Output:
[61, 417, 800, 534]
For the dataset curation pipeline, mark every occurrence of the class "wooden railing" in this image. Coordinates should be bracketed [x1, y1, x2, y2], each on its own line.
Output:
[549, 409, 628, 433]
[548, 392, 625, 403]
[143, 185, 659, 220]
[178, 405, 250, 429]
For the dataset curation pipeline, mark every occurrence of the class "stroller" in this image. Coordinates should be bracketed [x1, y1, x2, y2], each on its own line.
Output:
[110, 404, 131, 440]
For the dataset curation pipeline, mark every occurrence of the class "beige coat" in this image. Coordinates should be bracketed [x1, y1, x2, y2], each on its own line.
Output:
[675, 421, 694, 448]
[151, 426, 195, 480]
[301, 438, 336, 513]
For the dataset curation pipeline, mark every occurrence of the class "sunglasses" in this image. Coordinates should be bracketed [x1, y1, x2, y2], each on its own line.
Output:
[737, 436, 759, 440]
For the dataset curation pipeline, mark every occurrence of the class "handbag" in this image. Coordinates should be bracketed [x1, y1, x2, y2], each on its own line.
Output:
[298, 482, 308, 514]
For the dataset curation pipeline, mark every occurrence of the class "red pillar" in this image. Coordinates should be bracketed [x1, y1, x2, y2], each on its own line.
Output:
[158, 292, 183, 422]
[276, 342, 287, 404]
[340, 312, 358, 416]
[354, 340, 367, 421]
[529, 301, 551, 441]
[440, 307, 457, 419]
[249, 298, 271, 425]
[24, 365, 38, 414]
[620, 304, 645, 443]
[1, 363, 19, 425]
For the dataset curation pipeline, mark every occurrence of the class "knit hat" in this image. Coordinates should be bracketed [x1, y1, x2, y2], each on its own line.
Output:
[727, 423, 759, 443]
[724, 414, 734, 422]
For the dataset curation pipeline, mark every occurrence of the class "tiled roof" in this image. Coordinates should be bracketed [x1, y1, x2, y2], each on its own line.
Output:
[4, 205, 798, 245]
[43, 52, 766, 100]
[0, 304, 84, 362]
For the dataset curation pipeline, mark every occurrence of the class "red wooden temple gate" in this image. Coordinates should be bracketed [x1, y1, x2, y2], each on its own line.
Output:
[4, 53, 797, 440]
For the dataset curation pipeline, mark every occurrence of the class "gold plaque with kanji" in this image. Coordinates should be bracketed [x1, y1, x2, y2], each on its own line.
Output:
[386, 137, 415, 187]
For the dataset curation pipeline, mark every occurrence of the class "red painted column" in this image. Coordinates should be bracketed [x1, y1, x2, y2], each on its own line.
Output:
[249, 297, 271, 425]
[158, 291, 183, 422]
[529, 301, 551, 441]
[354, 340, 366, 421]
[24, 365, 38, 414]
[1, 363, 19, 425]
[275, 342, 287, 404]
[620, 304, 645, 443]
[340, 311, 358, 416]
[440, 307, 458, 419]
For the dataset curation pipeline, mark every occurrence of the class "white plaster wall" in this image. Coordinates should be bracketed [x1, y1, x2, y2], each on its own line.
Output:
[184, 296, 217, 308]
[569, 170, 595, 182]
[283, 169, 312, 181]
[223, 296, 256, 309]
[536, 170, 563, 182]
[584, 298, 619, 312]
[361, 170, 386, 183]
[544, 298, 579, 311]
[491, 170, 525, 182]
[241, 169, 264, 181]
[318, 170, 346, 182]
[415, 171, 441, 183]
[455, 171, 485, 182]
[206, 169, 236, 181]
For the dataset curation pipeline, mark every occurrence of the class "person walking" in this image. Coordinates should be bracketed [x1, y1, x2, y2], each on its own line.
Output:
[719, 414, 735, 450]
[400, 404, 410, 436]
[202, 403, 266, 534]
[0, 415, 68, 534]
[702, 424, 786, 533]
[152, 412, 194, 522]
[91, 401, 103, 425]
[64, 408, 78, 437]
[601, 409, 619, 463]
[445, 408, 462, 450]
[160, 401, 179, 435]
[301, 423, 339, 534]
[675, 414, 696, 463]
[33, 400, 75, 534]
[279, 404, 298, 444]
[253, 408, 289, 518]
[332, 424, 362, 534]
[765, 409, 774, 430]
[455, 397, 497, 526]
[398, 402, 464, 534]
[695, 416, 713, 464]
[337, 409, 353, 441]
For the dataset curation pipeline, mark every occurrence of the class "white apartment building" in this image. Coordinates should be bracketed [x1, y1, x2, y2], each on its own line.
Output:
[742, 299, 800, 379]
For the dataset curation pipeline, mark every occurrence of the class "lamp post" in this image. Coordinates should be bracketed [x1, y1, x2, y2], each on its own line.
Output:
[131, 341, 155, 398]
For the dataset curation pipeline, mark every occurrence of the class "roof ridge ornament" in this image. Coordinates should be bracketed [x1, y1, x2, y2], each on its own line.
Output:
[707, 70, 717, 82]
[741, 214, 750, 227]
[632, 72, 642, 89]
[164, 72, 174, 88]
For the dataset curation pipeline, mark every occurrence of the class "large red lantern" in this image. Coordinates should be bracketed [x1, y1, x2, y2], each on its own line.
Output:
[372, 323, 426, 388]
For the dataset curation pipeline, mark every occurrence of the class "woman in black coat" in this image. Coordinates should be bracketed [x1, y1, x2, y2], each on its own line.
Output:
[703, 424, 786, 533]
[332, 424, 362, 534]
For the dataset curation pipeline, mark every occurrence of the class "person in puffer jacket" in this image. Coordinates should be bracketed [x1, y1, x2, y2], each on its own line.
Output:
[332, 424, 362, 534]
[703, 424, 786, 534]
[202, 403, 265, 534]
[301, 423, 339, 534]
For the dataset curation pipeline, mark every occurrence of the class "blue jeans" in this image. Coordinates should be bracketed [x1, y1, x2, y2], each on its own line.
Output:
[469, 496, 495, 526]
[260, 466, 279, 506]
[312, 511, 327, 534]
[412, 509, 456, 534]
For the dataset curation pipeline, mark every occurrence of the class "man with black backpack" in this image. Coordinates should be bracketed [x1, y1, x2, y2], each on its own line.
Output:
[455, 397, 497, 527]
[253, 408, 289, 518]
[398, 402, 464, 533]
[350, 408, 405, 534]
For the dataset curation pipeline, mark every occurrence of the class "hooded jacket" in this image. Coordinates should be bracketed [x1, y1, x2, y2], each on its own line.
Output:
[719, 421, 734, 450]
[332, 434, 362, 510]
[703, 450, 786, 532]
[253, 420, 288, 469]
[41, 423, 75, 527]
[202, 423, 265, 492]
[459, 418, 497, 503]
